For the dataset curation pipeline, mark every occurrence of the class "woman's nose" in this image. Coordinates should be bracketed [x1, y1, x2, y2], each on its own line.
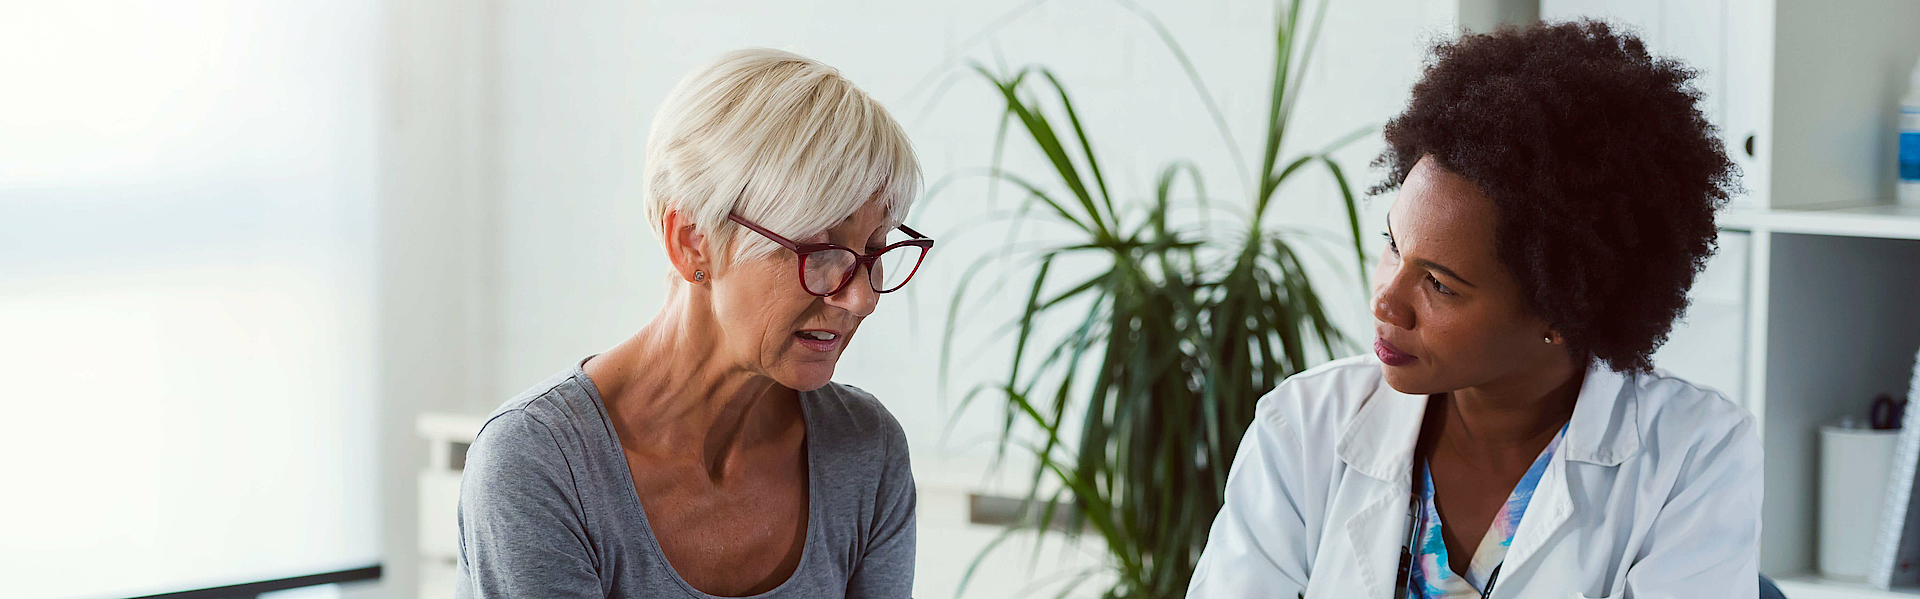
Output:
[1372, 276, 1415, 330]
[826, 266, 879, 317]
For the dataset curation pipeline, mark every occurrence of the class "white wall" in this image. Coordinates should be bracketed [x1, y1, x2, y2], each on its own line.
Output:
[377, 1, 1482, 597]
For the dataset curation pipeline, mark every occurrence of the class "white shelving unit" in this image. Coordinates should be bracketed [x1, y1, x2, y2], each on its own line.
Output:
[1742, 226, 1920, 595]
[1545, 1, 1920, 596]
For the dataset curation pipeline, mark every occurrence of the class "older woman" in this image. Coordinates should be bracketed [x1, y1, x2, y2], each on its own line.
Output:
[455, 49, 928, 598]
[1189, 22, 1756, 598]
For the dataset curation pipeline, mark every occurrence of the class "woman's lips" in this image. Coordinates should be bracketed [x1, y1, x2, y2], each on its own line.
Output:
[794, 329, 843, 353]
[1374, 339, 1417, 367]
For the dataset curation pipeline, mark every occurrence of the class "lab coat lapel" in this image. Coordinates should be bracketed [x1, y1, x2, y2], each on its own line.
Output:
[1498, 450, 1572, 596]
[1343, 489, 1410, 598]
[1499, 363, 1638, 591]
[1337, 380, 1429, 598]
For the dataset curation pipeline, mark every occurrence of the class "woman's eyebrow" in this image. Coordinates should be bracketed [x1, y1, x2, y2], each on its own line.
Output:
[1387, 216, 1478, 288]
[1414, 258, 1478, 288]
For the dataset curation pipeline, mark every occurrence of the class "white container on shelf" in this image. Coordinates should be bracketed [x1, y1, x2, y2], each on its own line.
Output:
[1823, 421, 1901, 581]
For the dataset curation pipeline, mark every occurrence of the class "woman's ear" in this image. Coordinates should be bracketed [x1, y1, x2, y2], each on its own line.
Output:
[661, 208, 711, 284]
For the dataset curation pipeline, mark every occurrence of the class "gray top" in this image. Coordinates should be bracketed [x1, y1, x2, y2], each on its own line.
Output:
[454, 361, 916, 599]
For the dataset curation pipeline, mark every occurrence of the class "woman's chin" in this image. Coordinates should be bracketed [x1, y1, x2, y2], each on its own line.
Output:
[772, 363, 838, 393]
[1379, 364, 1442, 396]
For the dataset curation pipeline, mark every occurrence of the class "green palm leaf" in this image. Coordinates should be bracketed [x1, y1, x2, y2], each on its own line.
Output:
[944, 1, 1371, 597]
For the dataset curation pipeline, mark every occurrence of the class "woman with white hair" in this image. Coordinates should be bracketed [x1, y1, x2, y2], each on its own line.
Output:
[455, 48, 928, 598]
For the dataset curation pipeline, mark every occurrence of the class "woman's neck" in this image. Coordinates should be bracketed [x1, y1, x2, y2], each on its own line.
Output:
[585, 289, 798, 480]
[1440, 359, 1583, 460]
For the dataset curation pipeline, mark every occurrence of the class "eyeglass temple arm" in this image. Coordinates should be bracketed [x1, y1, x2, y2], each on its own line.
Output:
[726, 213, 802, 251]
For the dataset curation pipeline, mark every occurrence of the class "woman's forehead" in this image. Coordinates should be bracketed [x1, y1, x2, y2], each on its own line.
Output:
[1391, 163, 1500, 262]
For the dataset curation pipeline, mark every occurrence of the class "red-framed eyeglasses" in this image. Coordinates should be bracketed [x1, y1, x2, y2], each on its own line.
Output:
[728, 213, 934, 297]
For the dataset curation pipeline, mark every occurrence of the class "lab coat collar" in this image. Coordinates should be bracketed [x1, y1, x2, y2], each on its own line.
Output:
[1335, 369, 1428, 486]
[1334, 357, 1641, 483]
[1335, 358, 1641, 596]
[1559, 363, 1639, 466]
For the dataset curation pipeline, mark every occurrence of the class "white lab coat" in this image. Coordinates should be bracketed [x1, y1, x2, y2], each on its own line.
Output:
[1188, 354, 1761, 599]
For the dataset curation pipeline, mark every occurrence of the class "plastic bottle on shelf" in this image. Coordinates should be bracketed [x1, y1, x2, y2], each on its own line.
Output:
[1900, 58, 1920, 207]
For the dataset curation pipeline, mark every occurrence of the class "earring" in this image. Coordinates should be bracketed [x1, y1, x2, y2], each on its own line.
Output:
[693, 270, 705, 282]
[1544, 335, 1554, 344]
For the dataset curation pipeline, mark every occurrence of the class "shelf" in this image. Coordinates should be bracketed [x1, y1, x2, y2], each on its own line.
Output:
[1721, 204, 1920, 240]
[1774, 574, 1920, 599]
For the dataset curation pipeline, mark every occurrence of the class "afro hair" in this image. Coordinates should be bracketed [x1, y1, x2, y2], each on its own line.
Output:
[1372, 20, 1738, 373]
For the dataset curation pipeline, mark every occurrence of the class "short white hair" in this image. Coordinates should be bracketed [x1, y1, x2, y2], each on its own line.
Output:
[643, 48, 922, 264]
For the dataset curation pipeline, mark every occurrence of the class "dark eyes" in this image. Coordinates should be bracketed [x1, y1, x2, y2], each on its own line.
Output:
[1383, 231, 1456, 296]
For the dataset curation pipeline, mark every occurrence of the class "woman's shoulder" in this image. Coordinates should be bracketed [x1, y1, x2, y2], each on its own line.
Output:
[1254, 354, 1393, 434]
[1627, 367, 1758, 451]
[803, 382, 916, 530]
[469, 364, 607, 466]
[1630, 367, 1749, 415]
[804, 382, 910, 455]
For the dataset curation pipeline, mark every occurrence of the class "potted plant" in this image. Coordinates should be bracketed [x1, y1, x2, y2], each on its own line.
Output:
[940, 0, 1368, 596]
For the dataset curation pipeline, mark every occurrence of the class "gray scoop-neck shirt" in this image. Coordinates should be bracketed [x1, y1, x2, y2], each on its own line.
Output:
[454, 361, 916, 599]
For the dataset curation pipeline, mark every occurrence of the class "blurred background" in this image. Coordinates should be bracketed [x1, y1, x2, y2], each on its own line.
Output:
[3, 1, 1918, 598]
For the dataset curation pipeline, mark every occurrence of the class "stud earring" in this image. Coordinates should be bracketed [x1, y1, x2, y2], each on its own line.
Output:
[1544, 335, 1554, 344]
[693, 270, 705, 282]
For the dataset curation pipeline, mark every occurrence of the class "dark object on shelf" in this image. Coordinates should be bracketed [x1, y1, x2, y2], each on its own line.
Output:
[1875, 393, 1908, 430]
[1758, 574, 1784, 599]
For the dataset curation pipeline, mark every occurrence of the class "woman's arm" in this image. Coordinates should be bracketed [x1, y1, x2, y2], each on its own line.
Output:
[455, 411, 604, 599]
[1622, 413, 1762, 599]
[845, 420, 916, 598]
[1188, 393, 1317, 598]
